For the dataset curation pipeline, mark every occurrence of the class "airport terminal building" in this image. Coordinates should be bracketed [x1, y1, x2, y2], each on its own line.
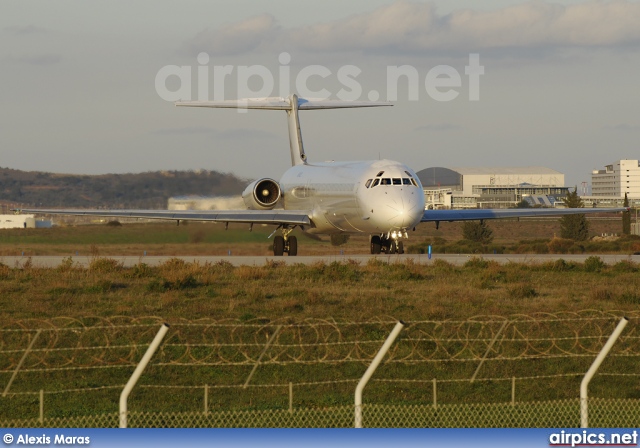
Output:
[416, 166, 568, 209]
[591, 160, 640, 199]
[576, 159, 640, 208]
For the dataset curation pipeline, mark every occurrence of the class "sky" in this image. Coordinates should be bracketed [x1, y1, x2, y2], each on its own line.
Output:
[2, 0, 639, 189]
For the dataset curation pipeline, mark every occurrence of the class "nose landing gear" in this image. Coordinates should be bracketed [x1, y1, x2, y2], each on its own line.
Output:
[370, 233, 406, 255]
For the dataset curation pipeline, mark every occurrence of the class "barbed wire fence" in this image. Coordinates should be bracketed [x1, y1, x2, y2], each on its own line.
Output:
[1, 311, 639, 428]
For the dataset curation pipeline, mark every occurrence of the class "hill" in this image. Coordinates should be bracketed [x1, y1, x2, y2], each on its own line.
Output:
[0, 167, 247, 209]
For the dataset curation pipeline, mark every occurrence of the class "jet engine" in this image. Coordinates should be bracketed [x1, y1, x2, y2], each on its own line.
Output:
[242, 178, 281, 210]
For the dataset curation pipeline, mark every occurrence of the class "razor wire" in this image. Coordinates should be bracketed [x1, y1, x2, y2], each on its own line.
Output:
[1, 311, 639, 373]
[1, 313, 639, 428]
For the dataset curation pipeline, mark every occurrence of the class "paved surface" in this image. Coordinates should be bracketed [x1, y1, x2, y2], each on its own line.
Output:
[2, 254, 638, 268]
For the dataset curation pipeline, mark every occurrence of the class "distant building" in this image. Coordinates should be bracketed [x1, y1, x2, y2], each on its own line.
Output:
[168, 195, 244, 211]
[0, 214, 51, 229]
[578, 195, 638, 208]
[592, 160, 640, 199]
[416, 166, 567, 209]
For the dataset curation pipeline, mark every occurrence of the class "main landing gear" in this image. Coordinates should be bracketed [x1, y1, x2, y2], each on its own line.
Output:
[370, 234, 405, 255]
[273, 226, 298, 256]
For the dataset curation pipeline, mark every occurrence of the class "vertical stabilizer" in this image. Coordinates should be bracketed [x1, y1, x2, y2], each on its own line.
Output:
[287, 94, 307, 166]
[175, 95, 391, 167]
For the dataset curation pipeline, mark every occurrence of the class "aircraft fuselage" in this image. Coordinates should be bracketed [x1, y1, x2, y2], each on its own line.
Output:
[280, 159, 425, 235]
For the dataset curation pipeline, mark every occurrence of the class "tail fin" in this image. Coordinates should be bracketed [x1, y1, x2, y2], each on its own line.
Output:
[176, 94, 392, 166]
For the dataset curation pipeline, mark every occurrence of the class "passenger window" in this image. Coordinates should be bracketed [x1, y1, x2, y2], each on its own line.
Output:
[365, 179, 372, 188]
[381, 178, 391, 185]
[402, 178, 411, 185]
[372, 179, 380, 187]
[393, 178, 401, 185]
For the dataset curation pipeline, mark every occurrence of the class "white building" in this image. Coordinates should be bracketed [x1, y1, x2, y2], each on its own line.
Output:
[450, 167, 564, 197]
[168, 195, 244, 210]
[592, 160, 640, 199]
[0, 214, 52, 229]
[416, 166, 567, 209]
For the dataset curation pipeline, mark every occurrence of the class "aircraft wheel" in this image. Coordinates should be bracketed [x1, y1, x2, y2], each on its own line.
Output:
[273, 236, 285, 256]
[389, 240, 397, 254]
[288, 236, 298, 256]
[371, 235, 382, 254]
[398, 241, 404, 254]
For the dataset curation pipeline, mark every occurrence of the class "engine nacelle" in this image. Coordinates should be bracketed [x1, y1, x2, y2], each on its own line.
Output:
[242, 178, 281, 210]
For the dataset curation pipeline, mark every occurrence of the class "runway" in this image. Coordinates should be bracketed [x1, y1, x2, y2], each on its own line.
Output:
[2, 253, 638, 268]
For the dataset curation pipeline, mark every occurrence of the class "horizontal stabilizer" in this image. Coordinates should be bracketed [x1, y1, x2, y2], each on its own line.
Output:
[176, 96, 392, 110]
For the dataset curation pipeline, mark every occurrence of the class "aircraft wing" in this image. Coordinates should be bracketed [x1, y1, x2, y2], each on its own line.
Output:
[13, 208, 311, 226]
[421, 207, 627, 222]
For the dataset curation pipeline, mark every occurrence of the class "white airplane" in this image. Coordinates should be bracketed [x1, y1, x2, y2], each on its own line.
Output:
[17, 94, 625, 256]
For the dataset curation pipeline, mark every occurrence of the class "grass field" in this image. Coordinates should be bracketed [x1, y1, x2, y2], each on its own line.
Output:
[0, 256, 638, 424]
[1, 220, 639, 426]
[2, 252, 639, 322]
[0, 216, 635, 257]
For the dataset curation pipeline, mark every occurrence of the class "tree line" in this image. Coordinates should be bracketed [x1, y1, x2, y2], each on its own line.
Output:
[0, 167, 247, 209]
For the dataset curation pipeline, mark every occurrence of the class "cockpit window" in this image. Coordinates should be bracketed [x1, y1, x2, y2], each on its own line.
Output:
[376, 171, 384, 177]
[372, 176, 418, 187]
[403, 170, 419, 187]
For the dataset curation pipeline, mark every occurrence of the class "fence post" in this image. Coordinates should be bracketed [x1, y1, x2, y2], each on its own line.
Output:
[433, 378, 437, 409]
[470, 320, 508, 383]
[3, 329, 41, 397]
[355, 321, 404, 428]
[289, 382, 293, 414]
[243, 325, 282, 388]
[511, 377, 515, 406]
[39, 389, 44, 424]
[580, 317, 628, 428]
[204, 384, 208, 416]
[119, 323, 170, 428]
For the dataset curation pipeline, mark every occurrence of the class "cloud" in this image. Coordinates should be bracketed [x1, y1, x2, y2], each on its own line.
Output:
[154, 126, 218, 135]
[154, 126, 278, 139]
[185, 1, 640, 55]
[215, 128, 278, 140]
[606, 123, 640, 131]
[444, 1, 640, 49]
[7, 54, 62, 66]
[414, 123, 462, 132]
[183, 14, 279, 56]
[4, 25, 48, 35]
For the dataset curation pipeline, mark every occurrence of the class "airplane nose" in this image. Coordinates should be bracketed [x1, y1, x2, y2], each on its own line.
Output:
[385, 194, 423, 229]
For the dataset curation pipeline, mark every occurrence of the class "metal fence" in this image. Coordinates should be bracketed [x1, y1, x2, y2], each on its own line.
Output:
[3, 399, 640, 428]
[1, 312, 639, 428]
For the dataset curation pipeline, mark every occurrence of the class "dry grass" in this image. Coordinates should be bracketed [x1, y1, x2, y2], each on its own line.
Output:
[2, 219, 638, 424]
[2, 255, 639, 422]
[1, 256, 639, 323]
[0, 217, 630, 257]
